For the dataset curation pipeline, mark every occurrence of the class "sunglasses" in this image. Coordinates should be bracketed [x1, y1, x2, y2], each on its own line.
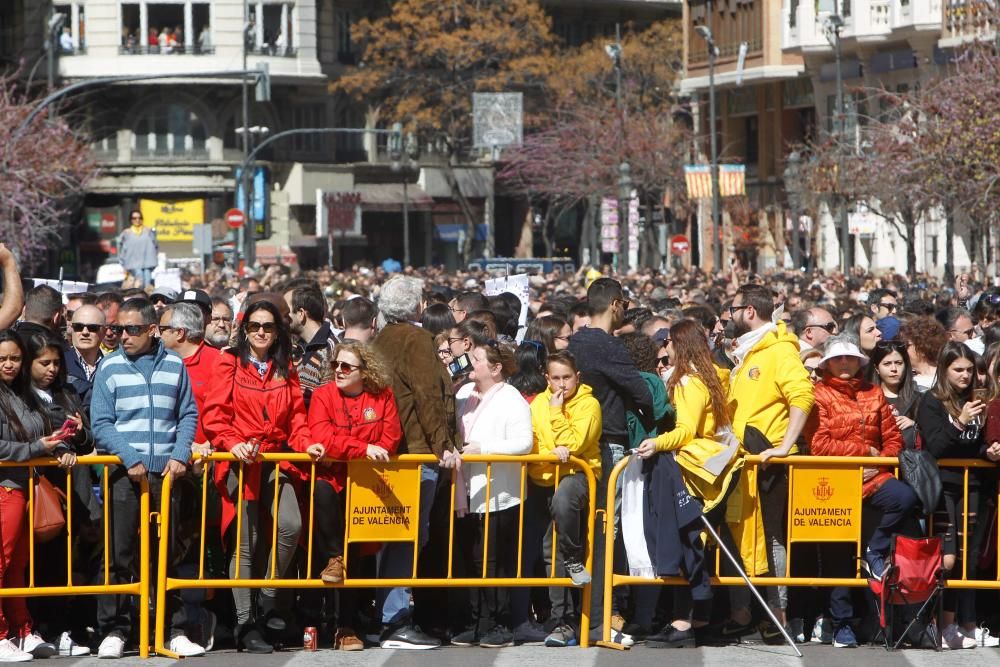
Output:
[72, 323, 102, 334]
[106, 324, 149, 336]
[334, 361, 362, 374]
[875, 339, 907, 351]
[805, 322, 838, 334]
[656, 355, 670, 366]
[245, 321, 277, 334]
[878, 302, 897, 312]
[157, 325, 179, 334]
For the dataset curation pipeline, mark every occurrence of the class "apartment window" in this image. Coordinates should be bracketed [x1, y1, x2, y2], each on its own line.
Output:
[335, 106, 365, 162]
[54, 2, 86, 54]
[292, 103, 327, 154]
[133, 103, 207, 158]
[789, 0, 798, 27]
[336, 10, 355, 64]
[120, 2, 213, 55]
[744, 116, 759, 166]
[248, 2, 296, 56]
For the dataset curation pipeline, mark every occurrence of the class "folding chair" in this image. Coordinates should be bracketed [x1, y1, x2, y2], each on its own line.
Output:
[867, 535, 944, 651]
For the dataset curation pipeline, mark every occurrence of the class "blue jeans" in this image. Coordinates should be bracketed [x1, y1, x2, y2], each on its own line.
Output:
[134, 267, 153, 287]
[377, 464, 439, 626]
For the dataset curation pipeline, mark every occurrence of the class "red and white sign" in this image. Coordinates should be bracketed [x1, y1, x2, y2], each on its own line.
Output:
[670, 234, 690, 256]
[224, 208, 246, 230]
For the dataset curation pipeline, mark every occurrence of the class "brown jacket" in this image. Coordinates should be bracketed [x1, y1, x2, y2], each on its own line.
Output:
[372, 322, 456, 457]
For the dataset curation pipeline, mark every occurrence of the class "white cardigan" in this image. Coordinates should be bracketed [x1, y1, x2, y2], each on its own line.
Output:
[457, 382, 533, 514]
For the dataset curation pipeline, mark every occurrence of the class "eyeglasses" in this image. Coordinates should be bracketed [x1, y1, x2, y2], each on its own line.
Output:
[729, 305, 750, 317]
[804, 322, 838, 334]
[106, 324, 149, 336]
[447, 337, 464, 344]
[950, 327, 976, 339]
[437, 348, 453, 358]
[656, 355, 670, 366]
[448, 307, 467, 314]
[245, 321, 277, 334]
[878, 302, 897, 312]
[71, 323, 102, 333]
[875, 340, 907, 352]
[334, 361, 362, 374]
[806, 366, 821, 378]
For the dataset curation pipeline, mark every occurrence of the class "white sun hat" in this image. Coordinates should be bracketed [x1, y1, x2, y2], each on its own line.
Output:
[818, 337, 869, 369]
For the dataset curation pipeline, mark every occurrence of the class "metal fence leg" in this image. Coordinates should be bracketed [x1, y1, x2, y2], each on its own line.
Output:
[700, 516, 802, 658]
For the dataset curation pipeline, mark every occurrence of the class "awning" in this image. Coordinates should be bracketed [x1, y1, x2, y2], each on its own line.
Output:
[355, 183, 434, 212]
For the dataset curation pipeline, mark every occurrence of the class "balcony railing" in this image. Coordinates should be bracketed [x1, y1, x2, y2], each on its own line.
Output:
[119, 45, 216, 55]
[249, 45, 297, 57]
[944, 0, 995, 40]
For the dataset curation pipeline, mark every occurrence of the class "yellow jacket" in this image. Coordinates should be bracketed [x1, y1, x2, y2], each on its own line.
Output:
[530, 384, 602, 486]
[725, 321, 813, 575]
[655, 369, 742, 516]
[728, 321, 814, 448]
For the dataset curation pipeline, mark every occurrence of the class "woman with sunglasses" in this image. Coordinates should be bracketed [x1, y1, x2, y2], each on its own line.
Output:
[916, 342, 989, 649]
[869, 340, 920, 449]
[22, 331, 96, 656]
[203, 300, 325, 653]
[842, 313, 882, 356]
[0, 330, 78, 661]
[307, 341, 401, 651]
[635, 320, 742, 648]
[451, 340, 533, 648]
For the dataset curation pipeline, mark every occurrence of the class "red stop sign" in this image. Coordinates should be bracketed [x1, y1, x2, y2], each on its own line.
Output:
[670, 235, 690, 256]
[225, 208, 246, 229]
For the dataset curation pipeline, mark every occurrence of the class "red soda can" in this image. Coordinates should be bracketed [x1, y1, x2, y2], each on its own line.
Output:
[303, 626, 317, 651]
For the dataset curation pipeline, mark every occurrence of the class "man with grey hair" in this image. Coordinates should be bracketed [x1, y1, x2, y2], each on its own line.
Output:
[158, 303, 220, 448]
[371, 275, 458, 649]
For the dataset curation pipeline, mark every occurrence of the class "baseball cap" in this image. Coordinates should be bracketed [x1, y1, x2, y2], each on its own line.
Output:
[150, 286, 178, 304]
[180, 289, 212, 317]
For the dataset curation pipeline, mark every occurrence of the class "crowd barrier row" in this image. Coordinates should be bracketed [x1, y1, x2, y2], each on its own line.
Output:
[10, 453, 1000, 657]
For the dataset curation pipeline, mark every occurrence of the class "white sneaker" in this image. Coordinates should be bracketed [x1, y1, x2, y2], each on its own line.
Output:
[97, 634, 125, 659]
[0, 639, 33, 662]
[942, 624, 976, 649]
[18, 635, 53, 659]
[612, 631, 635, 647]
[168, 635, 205, 658]
[57, 632, 90, 657]
[963, 626, 1000, 648]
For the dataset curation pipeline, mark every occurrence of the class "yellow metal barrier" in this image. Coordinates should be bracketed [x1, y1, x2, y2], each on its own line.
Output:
[154, 452, 598, 656]
[599, 454, 1000, 647]
[0, 456, 150, 658]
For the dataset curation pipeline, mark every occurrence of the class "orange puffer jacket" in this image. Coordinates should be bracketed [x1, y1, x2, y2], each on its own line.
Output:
[807, 376, 904, 497]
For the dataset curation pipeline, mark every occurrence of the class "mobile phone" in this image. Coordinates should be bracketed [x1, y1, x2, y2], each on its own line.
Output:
[448, 353, 472, 378]
[973, 388, 991, 403]
[60, 418, 78, 437]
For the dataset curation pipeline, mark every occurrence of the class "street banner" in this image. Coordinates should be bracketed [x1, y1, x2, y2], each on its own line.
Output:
[346, 463, 421, 542]
[485, 273, 530, 342]
[138, 199, 205, 242]
[684, 164, 746, 199]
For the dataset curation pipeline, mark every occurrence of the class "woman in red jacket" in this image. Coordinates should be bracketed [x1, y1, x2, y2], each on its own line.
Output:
[807, 334, 916, 648]
[202, 299, 324, 653]
[307, 340, 401, 651]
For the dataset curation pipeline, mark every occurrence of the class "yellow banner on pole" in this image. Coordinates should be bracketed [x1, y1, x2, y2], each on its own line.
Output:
[789, 465, 862, 543]
[138, 199, 204, 242]
[346, 463, 421, 542]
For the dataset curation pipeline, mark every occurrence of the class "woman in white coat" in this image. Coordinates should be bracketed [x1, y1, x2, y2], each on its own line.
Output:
[452, 340, 533, 648]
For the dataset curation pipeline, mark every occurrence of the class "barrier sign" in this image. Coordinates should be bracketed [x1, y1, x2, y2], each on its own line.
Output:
[788, 465, 862, 542]
[346, 462, 420, 542]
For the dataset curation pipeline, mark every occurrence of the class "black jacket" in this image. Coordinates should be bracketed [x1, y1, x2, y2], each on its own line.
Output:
[916, 391, 986, 486]
[567, 327, 652, 442]
[63, 344, 101, 411]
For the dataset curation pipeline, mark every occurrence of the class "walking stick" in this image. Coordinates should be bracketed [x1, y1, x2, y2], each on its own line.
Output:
[700, 516, 803, 658]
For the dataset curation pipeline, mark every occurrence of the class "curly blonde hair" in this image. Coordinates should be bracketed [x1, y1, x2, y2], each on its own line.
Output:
[332, 341, 391, 394]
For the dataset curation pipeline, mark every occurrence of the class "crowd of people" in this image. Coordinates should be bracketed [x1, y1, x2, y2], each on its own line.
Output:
[0, 239, 998, 659]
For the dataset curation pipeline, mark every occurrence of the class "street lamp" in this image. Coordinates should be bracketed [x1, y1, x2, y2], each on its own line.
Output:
[783, 150, 803, 270]
[235, 125, 269, 269]
[388, 124, 420, 268]
[695, 24, 722, 272]
[822, 13, 851, 272]
[618, 162, 632, 273]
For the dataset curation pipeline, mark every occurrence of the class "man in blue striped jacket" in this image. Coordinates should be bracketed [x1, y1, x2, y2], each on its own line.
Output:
[90, 297, 203, 659]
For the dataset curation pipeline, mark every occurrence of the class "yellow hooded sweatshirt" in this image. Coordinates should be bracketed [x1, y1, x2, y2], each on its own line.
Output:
[529, 383, 602, 486]
[725, 320, 814, 575]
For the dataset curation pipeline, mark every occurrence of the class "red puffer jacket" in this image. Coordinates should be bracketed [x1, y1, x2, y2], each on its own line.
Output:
[807, 376, 904, 497]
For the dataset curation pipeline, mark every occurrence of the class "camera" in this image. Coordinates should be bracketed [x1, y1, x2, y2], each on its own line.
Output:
[448, 353, 472, 378]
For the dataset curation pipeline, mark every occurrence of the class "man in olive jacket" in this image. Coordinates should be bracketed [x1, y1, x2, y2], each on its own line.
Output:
[370, 275, 458, 649]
